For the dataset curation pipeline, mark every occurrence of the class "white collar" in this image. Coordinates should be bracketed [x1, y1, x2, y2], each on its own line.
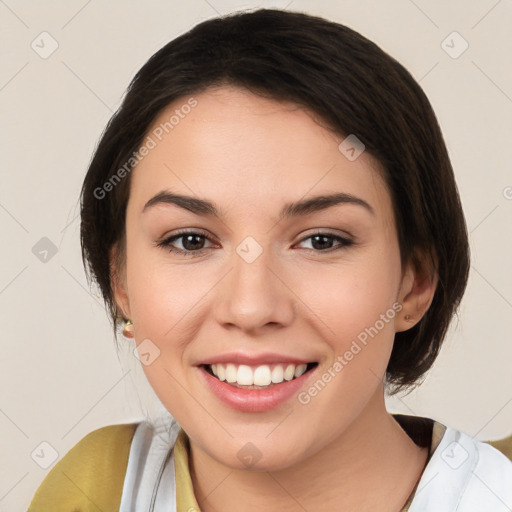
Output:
[409, 426, 512, 511]
[119, 415, 179, 512]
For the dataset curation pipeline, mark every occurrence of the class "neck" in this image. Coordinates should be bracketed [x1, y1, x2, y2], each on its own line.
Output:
[188, 385, 428, 512]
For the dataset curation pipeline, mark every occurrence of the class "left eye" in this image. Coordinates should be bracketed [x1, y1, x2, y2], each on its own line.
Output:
[296, 232, 354, 251]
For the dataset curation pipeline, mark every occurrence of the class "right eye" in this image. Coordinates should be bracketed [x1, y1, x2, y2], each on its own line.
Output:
[156, 229, 215, 258]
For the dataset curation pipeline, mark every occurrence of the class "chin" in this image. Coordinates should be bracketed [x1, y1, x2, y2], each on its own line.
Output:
[207, 436, 309, 473]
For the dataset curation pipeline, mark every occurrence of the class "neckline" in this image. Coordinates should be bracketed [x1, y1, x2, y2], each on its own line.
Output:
[176, 413, 446, 512]
[392, 414, 447, 511]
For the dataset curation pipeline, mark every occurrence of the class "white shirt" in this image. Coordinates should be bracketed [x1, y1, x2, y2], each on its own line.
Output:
[119, 413, 512, 511]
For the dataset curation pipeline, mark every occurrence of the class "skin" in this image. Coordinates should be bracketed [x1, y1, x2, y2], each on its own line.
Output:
[111, 85, 438, 511]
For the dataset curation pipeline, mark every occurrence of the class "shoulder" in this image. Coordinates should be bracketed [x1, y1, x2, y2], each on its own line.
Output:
[413, 426, 512, 511]
[28, 422, 140, 512]
[458, 431, 512, 508]
[475, 432, 512, 477]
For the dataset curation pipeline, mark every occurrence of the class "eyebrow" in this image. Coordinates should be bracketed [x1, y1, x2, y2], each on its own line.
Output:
[142, 190, 375, 220]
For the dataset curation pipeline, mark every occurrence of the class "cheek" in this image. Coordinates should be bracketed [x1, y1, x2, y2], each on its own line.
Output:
[293, 251, 402, 413]
[122, 239, 199, 383]
[303, 253, 401, 345]
[125, 235, 200, 335]
[125, 256, 202, 423]
[293, 259, 401, 407]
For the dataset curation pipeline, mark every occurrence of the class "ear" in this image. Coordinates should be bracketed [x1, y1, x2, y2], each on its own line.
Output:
[109, 244, 131, 321]
[395, 249, 438, 333]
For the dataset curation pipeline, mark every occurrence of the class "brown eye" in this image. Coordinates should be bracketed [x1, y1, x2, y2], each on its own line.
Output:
[157, 230, 214, 257]
[297, 232, 354, 252]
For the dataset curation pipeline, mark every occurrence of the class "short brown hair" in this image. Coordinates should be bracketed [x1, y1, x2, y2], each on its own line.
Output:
[80, 8, 470, 395]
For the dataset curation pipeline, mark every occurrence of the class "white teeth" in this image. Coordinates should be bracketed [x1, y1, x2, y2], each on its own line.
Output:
[294, 364, 307, 378]
[284, 364, 295, 381]
[225, 363, 237, 383]
[208, 362, 312, 386]
[271, 365, 284, 383]
[237, 365, 253, 385]
[253, 365, 272, 386]
[216, 364, 226, 381]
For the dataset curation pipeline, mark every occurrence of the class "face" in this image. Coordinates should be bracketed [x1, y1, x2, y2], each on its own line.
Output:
[113, 85, 414, 471]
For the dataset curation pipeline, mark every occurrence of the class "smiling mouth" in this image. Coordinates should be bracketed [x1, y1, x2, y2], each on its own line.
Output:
[201, 362, 318, 389]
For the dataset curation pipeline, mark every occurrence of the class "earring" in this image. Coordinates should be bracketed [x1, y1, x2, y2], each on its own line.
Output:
[122, 319, 134, 338]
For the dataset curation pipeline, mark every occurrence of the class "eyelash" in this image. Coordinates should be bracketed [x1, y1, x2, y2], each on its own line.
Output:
[156, 229, 354, 258]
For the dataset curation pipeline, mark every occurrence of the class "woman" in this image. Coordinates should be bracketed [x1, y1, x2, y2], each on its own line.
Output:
[28, 8, 512, 511]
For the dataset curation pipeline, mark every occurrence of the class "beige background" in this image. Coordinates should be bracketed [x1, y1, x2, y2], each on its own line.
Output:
[1, 0, 511, 509]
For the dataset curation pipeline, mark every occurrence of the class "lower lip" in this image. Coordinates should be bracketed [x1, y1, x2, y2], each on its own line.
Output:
[197, 365, 317, 412]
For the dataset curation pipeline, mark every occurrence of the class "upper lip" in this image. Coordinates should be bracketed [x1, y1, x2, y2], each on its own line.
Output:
[196, 352, 316, 366]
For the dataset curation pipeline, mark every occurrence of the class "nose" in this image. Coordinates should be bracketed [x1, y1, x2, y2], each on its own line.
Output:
[213, 241, 296, 335]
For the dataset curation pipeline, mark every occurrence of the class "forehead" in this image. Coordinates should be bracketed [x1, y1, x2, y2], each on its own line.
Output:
[128, 86, 392, 222]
